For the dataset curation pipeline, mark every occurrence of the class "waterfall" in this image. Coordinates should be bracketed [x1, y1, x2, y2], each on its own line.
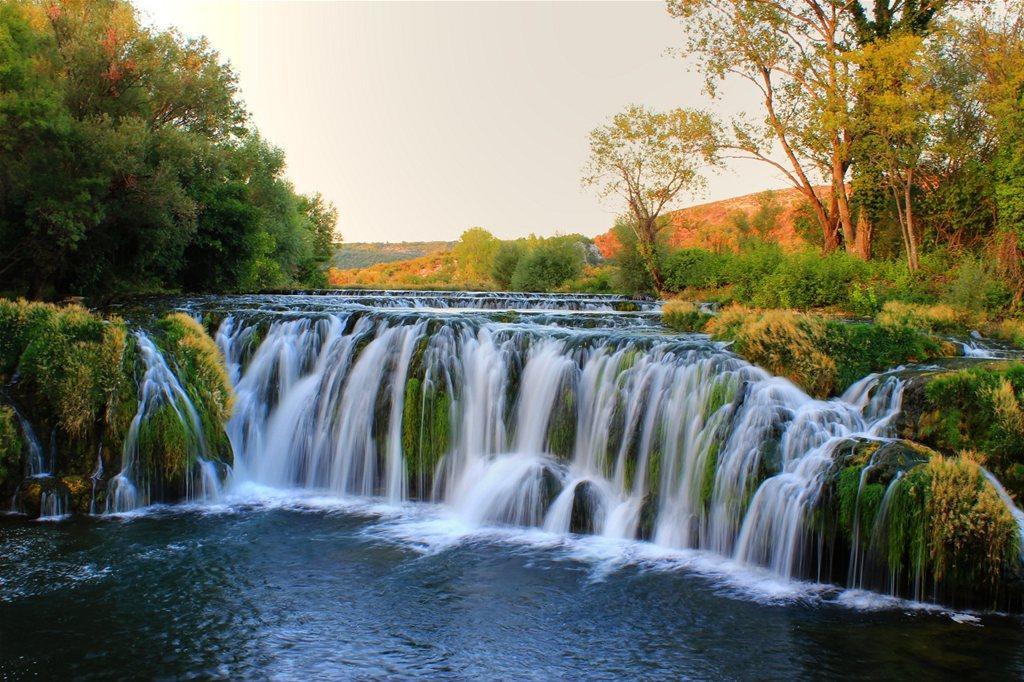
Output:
[10, 404, 46, 477]
[106, 333, 222, 513]
[218, 308, 909, 587]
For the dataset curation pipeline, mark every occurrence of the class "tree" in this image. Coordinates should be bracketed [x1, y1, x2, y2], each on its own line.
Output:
[667, 0, 953, 258]
[0, 0, 339, 296]
[510, 238, 584, 292]
[583, 104, 717, 289]
[452, 227, 499, 282]
[852, 34, 946, 271]
[491, 241, 525, 289]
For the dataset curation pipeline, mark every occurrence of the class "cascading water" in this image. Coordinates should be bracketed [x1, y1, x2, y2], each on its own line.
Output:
[215, 297, 924, 593]
[106, 333, 223, 513]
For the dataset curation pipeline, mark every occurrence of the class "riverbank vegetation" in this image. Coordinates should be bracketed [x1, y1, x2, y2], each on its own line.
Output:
[0, 0, 338, 299]
[0, 299, 232, 511]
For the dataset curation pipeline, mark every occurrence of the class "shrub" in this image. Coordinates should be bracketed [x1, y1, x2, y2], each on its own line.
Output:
[662, 249, 733, 290]
[510, 238, 584, 292]
[491, 241, 525, 289]
[709, 306, 951, 397]
[990, 318, 1024, 348]
[915, 362, 1024, 500]
[706, 306, 838, 397]
[942, 255, 1013, 314]
[0, 405, 22, 487]
[661, 300, 711, 333]
[875, 301, 976, 335]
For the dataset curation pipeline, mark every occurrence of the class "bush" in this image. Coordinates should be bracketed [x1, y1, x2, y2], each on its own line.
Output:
[662, 249, 733, 290]
[491, 242, 525, 289]
[611, 221, 658, 296]
[706, 307, 838, 397]
[913, 362, 1024, 500]
[875, 301, 976, 335]
[661, 300, 711, 332]
[510, 238, 584, 292]
[942, 255, 1012, 314]
[990, 318, 1024, 349]
[708, 306, 951, 397]
[751, 250, 869, 309]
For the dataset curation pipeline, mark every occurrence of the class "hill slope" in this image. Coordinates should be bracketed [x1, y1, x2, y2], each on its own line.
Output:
[594, 187, 822, 258]
[331, 241, 452, 270]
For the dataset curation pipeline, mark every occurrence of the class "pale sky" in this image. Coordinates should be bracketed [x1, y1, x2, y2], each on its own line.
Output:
[133, 1, 780, 243]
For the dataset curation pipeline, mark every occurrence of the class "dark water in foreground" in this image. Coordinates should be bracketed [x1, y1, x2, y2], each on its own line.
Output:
[2, 494, 1023, 680]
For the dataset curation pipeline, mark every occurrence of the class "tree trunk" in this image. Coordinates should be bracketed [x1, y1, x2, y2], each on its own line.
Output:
[634, 218, 664, 291]
[854, 209, 873, 260]
[904, 177, 920, 271]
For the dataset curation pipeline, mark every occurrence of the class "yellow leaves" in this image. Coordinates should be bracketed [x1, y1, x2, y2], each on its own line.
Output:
[986, 378, 1024, 441]
[706, 305, 837, 397]
[874, 301, 977, 334]
[924, 456, 1018, 586]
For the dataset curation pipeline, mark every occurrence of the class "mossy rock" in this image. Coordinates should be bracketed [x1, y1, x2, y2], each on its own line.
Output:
[569, 480, 603, 534]
[0, 404, 23, 492]
[896, 361, 1024, 501]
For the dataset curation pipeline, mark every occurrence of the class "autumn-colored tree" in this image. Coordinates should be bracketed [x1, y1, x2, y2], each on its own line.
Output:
[852, 34, 950, 271]
[583, 105, 717, 289]
[667, 0, 953, 258]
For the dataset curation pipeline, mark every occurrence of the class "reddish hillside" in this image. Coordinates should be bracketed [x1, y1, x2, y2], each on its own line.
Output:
[595, 187, 826, 258]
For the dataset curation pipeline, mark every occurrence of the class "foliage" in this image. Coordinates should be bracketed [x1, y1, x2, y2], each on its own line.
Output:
[874, 301, 974, 335]
[609, 220, 658, 296]
[708, 306, 949, 397]
[510, 237, 585, 292]
[491, 241, 526, 290]
[0, 0, 338, 297]
[583, 104, 718, 287]
[661, 300, 710, 333]
[453, 227, 500, 282]
[0, 405, 23, 487]
[914, 362, 1024, 500]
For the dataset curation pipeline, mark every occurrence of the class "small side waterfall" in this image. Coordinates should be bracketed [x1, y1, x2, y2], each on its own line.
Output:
[9, 403, 46, 477]
[218, 309, 916, 589]
[106, 333, 223, 513]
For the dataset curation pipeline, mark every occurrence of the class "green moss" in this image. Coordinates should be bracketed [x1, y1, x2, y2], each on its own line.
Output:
[914, 362, 1024, 500]
[547, 385, 576, 459]
[137, 402, 194, 484]
[698, 440, 720, 511]
[703, 376, 737, 421]
[0, 405, 23, 488]
[155, 313, 234, 465]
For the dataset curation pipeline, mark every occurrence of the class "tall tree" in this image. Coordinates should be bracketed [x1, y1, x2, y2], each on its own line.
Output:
[667, 0, 953, 258]
[851, 33, 947, 271]
[582, 105, 717, 289]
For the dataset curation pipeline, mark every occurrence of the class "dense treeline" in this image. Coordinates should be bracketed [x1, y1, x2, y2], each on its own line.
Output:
[590, 1, 1024, 302]
[329, 227, 613, 293]
[0, 0, 337, 299]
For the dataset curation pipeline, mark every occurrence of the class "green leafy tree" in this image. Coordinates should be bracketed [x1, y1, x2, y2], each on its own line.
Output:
[583, 104, 717, 290]
[452, 227, 500, 282]
[510, 237, 584, 292]
[491, 241, 525, 290]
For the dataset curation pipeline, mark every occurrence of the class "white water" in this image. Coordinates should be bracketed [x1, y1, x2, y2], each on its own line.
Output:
[106, 333, 223, 513]
[217, 311, 911, 586]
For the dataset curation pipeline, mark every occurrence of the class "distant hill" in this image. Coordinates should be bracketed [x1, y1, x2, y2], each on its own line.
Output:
[331, 241, 452, 269]
[594, 187, 824, 258]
